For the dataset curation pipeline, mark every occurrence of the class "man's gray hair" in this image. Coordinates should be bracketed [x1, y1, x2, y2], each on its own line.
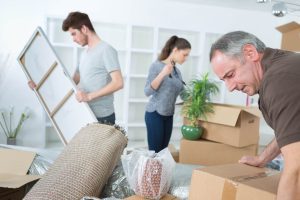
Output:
[209, 31, 266, 61]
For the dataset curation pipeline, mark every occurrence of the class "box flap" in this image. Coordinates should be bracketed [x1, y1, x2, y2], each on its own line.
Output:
[200, 163, 267, 179]
[200, 104, 241, 126]
[200, 104, 260, 127]
[0, 174, 40, 188]
[0, 149, 36, 176]
[242, 107, 261, 117]
[276, 21, 300, 33]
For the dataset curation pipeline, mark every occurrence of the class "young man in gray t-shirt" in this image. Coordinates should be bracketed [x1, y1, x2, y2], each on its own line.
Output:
[62, 12, 123, 124]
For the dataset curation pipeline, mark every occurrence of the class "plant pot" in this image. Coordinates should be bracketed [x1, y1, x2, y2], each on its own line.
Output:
[7, 137, 16, 145]
[181, 125, 203, 140]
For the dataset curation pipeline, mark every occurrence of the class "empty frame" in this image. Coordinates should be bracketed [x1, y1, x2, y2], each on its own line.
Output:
[18, 27, 97, 145]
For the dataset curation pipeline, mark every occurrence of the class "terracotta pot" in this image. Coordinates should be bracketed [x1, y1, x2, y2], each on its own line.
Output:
[181, 125, 203, 140]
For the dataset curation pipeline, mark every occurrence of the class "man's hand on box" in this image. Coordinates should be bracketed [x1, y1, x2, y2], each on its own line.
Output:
[238, 155, 266, 168]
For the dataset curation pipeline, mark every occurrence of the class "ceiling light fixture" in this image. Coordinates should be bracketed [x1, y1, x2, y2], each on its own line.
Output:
[257, 0, 300, 17]
[272, 2, 288, 17]
[256, 0, 270, 3]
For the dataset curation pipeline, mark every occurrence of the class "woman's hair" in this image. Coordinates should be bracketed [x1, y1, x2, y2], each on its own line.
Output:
[62, 11, 95, 32]
[159, 35, 191, 61]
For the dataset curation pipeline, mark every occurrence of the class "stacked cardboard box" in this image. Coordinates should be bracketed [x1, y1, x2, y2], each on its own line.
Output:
[276, 21, 300, 52]
[179, 139, 257, 166]
[189, 163, 280, 200]
[180, 103, 260, 166]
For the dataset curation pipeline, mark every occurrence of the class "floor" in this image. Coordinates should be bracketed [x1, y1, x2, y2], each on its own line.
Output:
[1, 139, 266, 164]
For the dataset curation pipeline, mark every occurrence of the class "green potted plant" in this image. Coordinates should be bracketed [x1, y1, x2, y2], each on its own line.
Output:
[181, 72, 219, 140]
[0, 106, 30, 145]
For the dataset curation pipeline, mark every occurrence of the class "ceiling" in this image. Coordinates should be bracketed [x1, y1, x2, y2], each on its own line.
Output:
[165, 0, 300, 13]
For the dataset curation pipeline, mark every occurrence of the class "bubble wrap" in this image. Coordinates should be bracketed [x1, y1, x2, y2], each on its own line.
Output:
[101, 154, 201, 199]
[169, 163, 201, 200]
[121, 148, 175, 199]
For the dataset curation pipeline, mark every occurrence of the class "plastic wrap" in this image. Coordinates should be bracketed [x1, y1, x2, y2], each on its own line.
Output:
[82, 196, 121, 200]
[100, 161, 135, 199]
[101, 158, 201, 199]
[29, 154, 52, 175]
[169, 163, 201, 200]
[266, 154, 284, 171]
[121, 148, 175, 199]
[81, 197, 101, 200]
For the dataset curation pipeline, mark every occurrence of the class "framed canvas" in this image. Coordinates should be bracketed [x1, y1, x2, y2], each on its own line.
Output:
[17, 27, 97, 145]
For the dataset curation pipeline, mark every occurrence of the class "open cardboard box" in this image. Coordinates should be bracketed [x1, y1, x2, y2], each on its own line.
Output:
[179, 139, 257, 166]
[276, 21, 300, 52]
[0, 149, 41, 199]
[189, 163, 280, 200]
[184, 103, 260, 147]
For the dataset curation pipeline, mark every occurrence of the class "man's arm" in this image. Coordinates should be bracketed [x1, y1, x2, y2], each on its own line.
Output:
[277, 141, 300, 200]
[75, 70, 123, 102]
[239, 138, 281, 167]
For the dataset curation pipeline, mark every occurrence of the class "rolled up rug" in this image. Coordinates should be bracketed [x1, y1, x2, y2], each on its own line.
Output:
[24, 123, 128, 200]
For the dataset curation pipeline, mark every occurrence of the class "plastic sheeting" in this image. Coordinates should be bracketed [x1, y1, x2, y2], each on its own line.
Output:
[29, 154, 52, 175]
[100, 160, 135, 199]
[169, 163, 200, 199]
[100, 160, 201, 200]
[266, 154, 284, 171]
[121, 148, 176, 199]
[0, 144, 52, 175]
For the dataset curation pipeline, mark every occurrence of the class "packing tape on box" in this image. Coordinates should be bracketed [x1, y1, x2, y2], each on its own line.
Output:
[221, 170, 280, 200]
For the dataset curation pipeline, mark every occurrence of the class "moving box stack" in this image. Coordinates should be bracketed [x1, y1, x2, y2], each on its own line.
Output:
[179, 104, 283, 199]
[189, 163, 280, 200]
[179, 103, 261, 166]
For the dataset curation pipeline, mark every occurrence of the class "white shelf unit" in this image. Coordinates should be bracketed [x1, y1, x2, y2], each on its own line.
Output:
[45, 16, 232, 145]
[126, 26, 203, 142]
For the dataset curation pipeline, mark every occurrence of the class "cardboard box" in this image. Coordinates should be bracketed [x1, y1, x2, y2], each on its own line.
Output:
[0, 181, 37, 200]
[184, 103, 260, 147]
[168, 144, 179, 162]
[0, 149, 41, 199]
[276, 21, 300, 52]
[125, 194, 178, 200]
[179, 139, 257, 166]
[189, 163, 280, 200]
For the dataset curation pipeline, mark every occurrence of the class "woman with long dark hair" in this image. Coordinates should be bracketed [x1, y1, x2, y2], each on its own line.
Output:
[144, 35, 191, 152]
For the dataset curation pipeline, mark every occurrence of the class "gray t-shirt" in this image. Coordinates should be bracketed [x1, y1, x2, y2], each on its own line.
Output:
[144, 60, 184, 116]
[77, 41, 120, 118]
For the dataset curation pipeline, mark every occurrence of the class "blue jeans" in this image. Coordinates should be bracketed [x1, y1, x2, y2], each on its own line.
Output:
[97, 113, 115, 125]
[145, 111, 173, 153]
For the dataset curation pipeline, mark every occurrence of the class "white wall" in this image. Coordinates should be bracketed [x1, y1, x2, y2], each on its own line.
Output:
[0, 0, 297, 146]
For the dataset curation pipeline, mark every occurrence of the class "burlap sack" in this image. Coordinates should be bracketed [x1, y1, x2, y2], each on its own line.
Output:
[24, 123, 127, 200]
